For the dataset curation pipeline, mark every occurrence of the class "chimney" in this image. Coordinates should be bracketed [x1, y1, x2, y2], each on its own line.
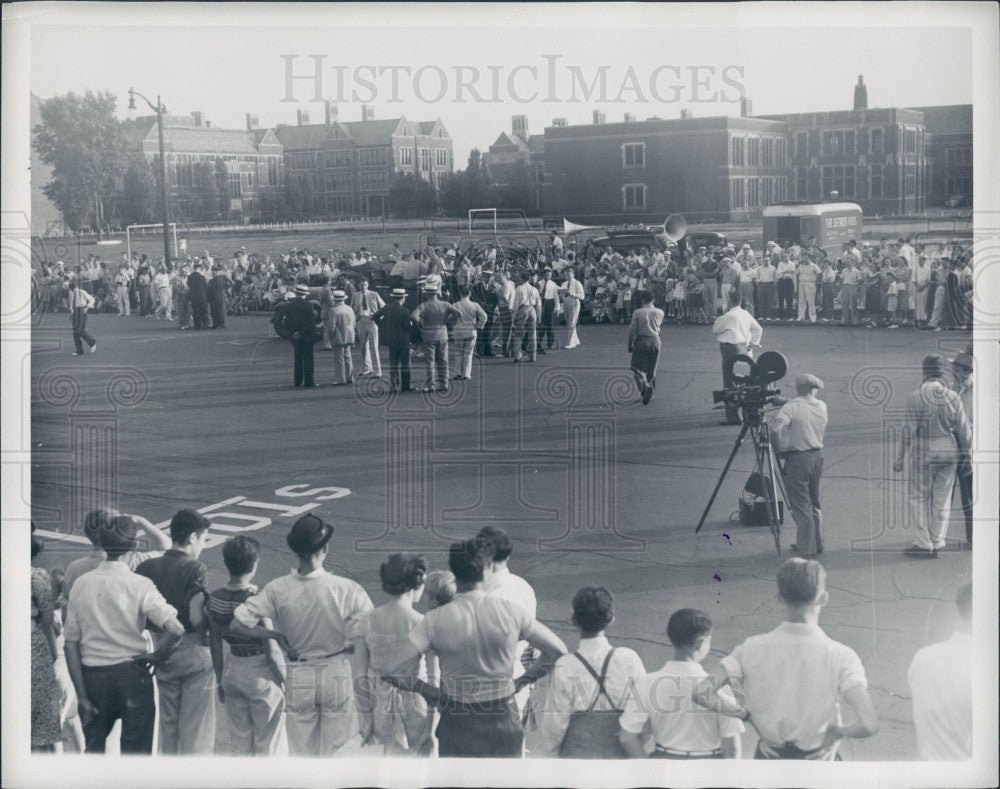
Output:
[624, 112, 635, 123]
[296, 110, 310, 126]
[205, 120, 212, 128]
[739, 97, 753, 117]
[511, 114, 528, 140]
[324, 100, 339, 125]
[191, 111, 203, 127]
[680, 109, 693, 119]
[361, 105, 375, 122]
[853, 74, 868, 111]
[552, 118, 568, 127]
[592, 110, 606, 125]
[246, 113, 260, 131]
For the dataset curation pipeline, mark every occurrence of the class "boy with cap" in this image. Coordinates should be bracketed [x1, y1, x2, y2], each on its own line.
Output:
[229, 514, 374, 756]
[692, 558, 879, 760]
[287, 284, 319, 388]
[135, 510, 215, 755]
[329, 290, 356, 385]
[63, 516, 186, 753]
[769, 373, 828, 557]
[373, 288, 415, 392]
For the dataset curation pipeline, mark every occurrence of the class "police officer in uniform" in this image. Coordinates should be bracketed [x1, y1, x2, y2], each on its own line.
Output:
[187, 263, 210, 330]
[287, 284, 318, 388]
[373, 288, 415, 392]
[769, 374, 828, 557]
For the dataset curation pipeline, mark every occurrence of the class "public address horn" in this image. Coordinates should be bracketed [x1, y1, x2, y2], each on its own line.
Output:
[662, 213, 687, 242]
[563, 218, 601, 236]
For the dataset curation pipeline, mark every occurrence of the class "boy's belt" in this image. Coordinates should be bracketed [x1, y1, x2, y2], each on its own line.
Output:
[654, 745, 723, 758]
[287, 644, 354, 663]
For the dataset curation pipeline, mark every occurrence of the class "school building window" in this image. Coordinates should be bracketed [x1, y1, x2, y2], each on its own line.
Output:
[732, 179, 746, 209]
[946, 148, 971, 166]
[266, 157, 279, 186]
[731, 137, 745, 166]
[904, 164, 916, 196]
[795, 131, 808, 159]
[945, 177, 972, 194]
[359, 171, 388, 191]
[325, 173, 350, 191]
[227, 171, 241, 199]
[286, 152, 315, 170]
[762, 139, 774, 168]
[822, 165, 855, 198]
[870, 128, 884, 156]
[419, 148, 431, 172]
[622, 183, 646, 210]
[324, 150, 352, 168]
[748, 138, 760, 167]
[904, 129, 917, 154]
[870, 165, 882, 198]
[399, 147, 413, 166]
[359, 147, 388, 167]
[775, 139, 786, 167]
[435, 149, 449, 167]
[795, 168, 808, 200]
[176, 155, 194, 188]
[822, 130, 855, 156]
[622, 142, 645, 168]
[775, 177, 787, 202]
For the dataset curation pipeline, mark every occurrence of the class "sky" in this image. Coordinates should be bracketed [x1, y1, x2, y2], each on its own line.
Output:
[29, 7, 973, 165]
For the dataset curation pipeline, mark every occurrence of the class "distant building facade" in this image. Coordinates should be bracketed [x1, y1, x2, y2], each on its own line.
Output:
[133, 112, 284, 221]
[485, 114, 545, 214]
[908, 105, 973, 205]
[273, 103, 453, 218]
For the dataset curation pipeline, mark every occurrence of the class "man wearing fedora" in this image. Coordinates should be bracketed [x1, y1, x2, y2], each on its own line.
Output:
[208, 264, 231, 329]
[187, 262, 210, 330]
[411, 275, 461, 392]
[230, 514, 374, 757]
[287, 284, 319, 388]
[769, 374, 829, 557]
[374, 288, 415, 392]
[329, 290, 356, 386]
[351, 279, 385, 378]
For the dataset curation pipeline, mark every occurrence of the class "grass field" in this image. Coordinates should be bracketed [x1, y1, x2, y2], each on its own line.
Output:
[29, 309, 975, 759]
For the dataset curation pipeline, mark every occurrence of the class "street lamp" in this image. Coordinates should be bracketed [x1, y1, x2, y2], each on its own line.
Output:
[128, 87, 171, 267]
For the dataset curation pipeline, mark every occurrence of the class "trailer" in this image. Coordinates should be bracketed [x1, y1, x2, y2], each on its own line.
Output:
[763, 202, 862, 255]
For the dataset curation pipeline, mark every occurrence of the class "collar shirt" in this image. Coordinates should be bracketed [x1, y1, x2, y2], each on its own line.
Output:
[907, 631, 972, 760]
[64, 562, 177, 666]
[483, 566, 538, 681]
[771, 395, 828, 452]
[498, 279, 516, 310]
[776, 260, 796, 280]
[450, 298, 488, 339]
[351, 290, 384, 319]
[153, 272, 170, 289]
[69, 288, 95, 311]
[135, 549, 207, 632]
[905, 379, 972, 451]
[541, 634, 647, 756]
[629, 305, 665, 343]
[233, 568, 373, 659]
[412, 299, 459, 342]
[899, 243, 915, 267]
[62, 548, 163, 600]
[739, 267, 757, 284]
[719, 622, 867, 752]
[619, 659, 745, 752]
[513, 281, 541, 312]
[538, 279, 560, 300]
[915, 265, 931, 287]
[848, 247, 863, 262]
[562, 278, 585, 299]
[821, 266, 837, 283]
[796, 262, 821, 283]
[756, 264, 776, 283]
[409, 589, 534, 703]
[712, 306, 762, 346]
[840, 266, 861, 285]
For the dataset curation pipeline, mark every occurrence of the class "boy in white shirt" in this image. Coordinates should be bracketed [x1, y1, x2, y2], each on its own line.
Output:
[619, 609, 743, 759]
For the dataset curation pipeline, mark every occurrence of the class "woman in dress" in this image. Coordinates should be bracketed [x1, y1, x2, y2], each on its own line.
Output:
[31, 530, 61, 752]
[348, 554, 433, 757]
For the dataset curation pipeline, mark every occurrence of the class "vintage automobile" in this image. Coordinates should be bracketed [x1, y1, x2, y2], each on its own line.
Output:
[270, 288, 322, 340]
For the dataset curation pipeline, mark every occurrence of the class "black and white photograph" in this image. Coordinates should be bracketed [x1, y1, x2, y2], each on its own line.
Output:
[2, 2, 998, 787]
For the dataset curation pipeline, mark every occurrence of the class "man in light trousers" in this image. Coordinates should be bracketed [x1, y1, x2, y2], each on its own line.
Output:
[329, 290, 356, 385]
[894, 354, 973, 558]
[351, 280, 384, 377]
[450, 286, 487, 380]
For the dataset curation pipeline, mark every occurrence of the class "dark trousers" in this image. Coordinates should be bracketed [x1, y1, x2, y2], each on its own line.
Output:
[630, 336, 660, 392]
[959, 470, 973, 545]
[209, 298, 226, 329]
[477, 314, 495, 356]
[539, 299, 556, 348]
[72, 308, 96, 354]
[293, 337, 315, 387]
[81, 661, 156, 754]
[190, 298, 209, 330]
[720, 341, 747, 423]
[138, 285, 152, 315]
[754, 740, 840, 760]
[388, 344, 411, 391]
[777, 279, 794, 319]
[436, 697, 524, 758]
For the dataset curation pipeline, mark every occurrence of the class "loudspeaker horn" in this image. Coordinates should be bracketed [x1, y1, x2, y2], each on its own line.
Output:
[563, 219, 601, 236]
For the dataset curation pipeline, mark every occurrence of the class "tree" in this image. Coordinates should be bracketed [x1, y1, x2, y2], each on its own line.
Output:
[299, 175, 317, 217]
[119, 156, 155, 226]
[439, 172, 466, 217]
[260, 190, 289, 221]
[462, 148, 489, 210]
[32, 91, 130, 232]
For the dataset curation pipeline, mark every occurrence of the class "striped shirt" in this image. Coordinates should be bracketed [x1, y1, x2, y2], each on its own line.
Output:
[208, 585, 266, 655]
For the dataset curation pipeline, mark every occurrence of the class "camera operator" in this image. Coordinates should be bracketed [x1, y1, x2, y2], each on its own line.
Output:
[768, 375, 828, 557]
[712, 289, 763, 425]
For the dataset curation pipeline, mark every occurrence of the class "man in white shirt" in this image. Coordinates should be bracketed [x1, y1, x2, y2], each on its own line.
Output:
[560, 268, 586, 349]
[907, 582, 972, 759]
[63, 516, 186, 753]
[511, 270, 541, 363]
[351, 279, 385, 377]
[693, 558, 879, 759]
[494, 270, 516, 357]
[153, 266, 173, 320]
[620, 608, 743, 759]
[543, 587, 646, 757]
[68, 280, 97, 355]
[537, 268, 561, 352]
[913, 256, 932, 326]
[478, 527, 538, 720]
[628, 291, 665, 406]
[230, 515, 374, 756]
[712, 289, 763, 425]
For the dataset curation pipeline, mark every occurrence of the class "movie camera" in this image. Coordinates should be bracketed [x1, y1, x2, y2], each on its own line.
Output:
[712, 351, 788, 419]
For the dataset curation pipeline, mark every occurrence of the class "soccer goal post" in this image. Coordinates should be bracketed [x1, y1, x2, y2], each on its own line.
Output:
[126, 223, 178, 262]
[468, 208, 497, 235]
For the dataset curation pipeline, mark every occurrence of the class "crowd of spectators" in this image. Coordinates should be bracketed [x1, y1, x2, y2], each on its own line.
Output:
[30, 514, 972, 762]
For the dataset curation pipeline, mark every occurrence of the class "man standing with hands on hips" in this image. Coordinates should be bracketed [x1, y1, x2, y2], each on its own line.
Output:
[769, 374, 828, 557]
[712, 289, 763, 425]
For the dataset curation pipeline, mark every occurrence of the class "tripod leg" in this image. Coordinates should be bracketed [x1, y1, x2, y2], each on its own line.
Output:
[695, 421, 751, 534]
[763, 442, 784, 556]
[750, 426, 783, 557]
